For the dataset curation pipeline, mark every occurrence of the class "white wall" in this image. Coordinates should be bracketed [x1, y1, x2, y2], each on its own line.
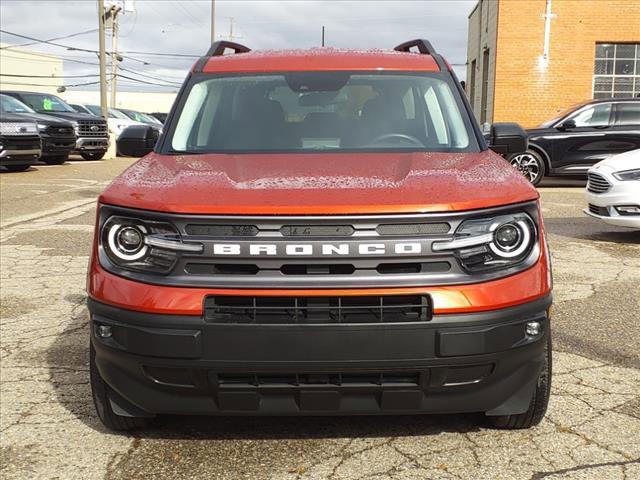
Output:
[0, 44, 63, 94]
[62, 90, 177, 113]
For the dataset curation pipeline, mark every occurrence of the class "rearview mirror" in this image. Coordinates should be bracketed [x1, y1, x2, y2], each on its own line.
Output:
[488, 122, 528, 155]
[117, 125, 159, 157]
[557, 119, 576, 130]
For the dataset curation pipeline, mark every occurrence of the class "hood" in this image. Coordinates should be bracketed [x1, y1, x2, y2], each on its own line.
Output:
[34, 111, 104, 123]
[100, 150, 539, 215]
[0, 112, 35, 123]
[7, 112, 73, 126]
[591, 148, 640, 173]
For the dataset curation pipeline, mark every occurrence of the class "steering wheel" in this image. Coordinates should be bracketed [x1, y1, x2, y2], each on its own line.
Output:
[369, 133, 424, 147]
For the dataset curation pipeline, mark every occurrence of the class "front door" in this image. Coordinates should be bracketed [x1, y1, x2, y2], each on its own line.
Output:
[551, 102, 614, 174]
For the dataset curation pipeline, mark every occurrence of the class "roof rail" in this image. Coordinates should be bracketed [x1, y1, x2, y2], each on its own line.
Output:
[393, 39, 437, 55]
[393, 39, 447, 71]
[205, 40, 251, 57]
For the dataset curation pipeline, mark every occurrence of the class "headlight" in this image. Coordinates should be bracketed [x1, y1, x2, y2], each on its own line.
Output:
[37, 123, 47, 131]
[432, 212, 537, 272]
[101, 216, 203, 274]
[613, 169, 640, 181]
[70, 121, 79, 134]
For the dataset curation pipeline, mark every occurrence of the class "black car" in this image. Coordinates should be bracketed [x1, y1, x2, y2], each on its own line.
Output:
[0, 113, 41, 172]
[1, 91, 109, 161]
[149, 112, 167, 124]
[0, 94, 76, 165]
[508, 98, 640, 185]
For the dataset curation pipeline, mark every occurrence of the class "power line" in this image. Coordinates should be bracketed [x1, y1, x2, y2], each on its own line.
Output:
[117, 50, 199, 58]
[0, 73, 100, 79]
[0, 28, 98, 50]
[0, 29, 150, 65]
[118, 67, 183, 85]
[0, 80, 102, 88]
[116, 73, 180, 88]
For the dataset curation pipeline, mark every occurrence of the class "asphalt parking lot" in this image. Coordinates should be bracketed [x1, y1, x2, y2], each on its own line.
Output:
[1, 159, 639, 480]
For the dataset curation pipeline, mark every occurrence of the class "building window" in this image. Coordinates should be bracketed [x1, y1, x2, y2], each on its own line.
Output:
[469, 59, 477, 105]
[480, 49, 490, 123]
[593, 43, 640, 99]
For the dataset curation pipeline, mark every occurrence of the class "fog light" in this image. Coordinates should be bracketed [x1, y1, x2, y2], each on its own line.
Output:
[615, 205, 640, 216]
[97, 325, 112, 338]
[525, 321, 541, 336]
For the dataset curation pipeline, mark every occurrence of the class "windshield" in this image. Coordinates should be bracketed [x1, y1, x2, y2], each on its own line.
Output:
[538, 101, 591, 128]
[85, 105, 125, 119]
[0, 94, 35, 114]
[168, 72, 477, 153]
[122, 109, 159, 125]
[19, 93, 75, 113]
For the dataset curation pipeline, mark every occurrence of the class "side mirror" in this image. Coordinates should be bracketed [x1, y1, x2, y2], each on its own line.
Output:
[557, 119, 576, 130]
[117, 125, 159, 157]
[488, 122, 528, 155]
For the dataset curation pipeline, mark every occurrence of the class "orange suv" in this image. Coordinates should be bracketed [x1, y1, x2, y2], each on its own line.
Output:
[89, 40, 552, 431]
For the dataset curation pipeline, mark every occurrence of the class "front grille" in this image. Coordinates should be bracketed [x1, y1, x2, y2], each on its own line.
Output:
[204, 295, 432, 324]
[588, 204, 609, 216]
[77, 120, 108, 137]
[2, 136, 40, 149]
[587, 172, 611, 193]
[45, 125, 74, 137]
[217, 371, 421, 387]
[102, 202, 542, 288]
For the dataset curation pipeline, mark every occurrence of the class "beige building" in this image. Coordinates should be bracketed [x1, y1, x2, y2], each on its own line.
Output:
[62, 90, 177, 114]
[0, 44, 63, 94]
[467, 0, 640, 128]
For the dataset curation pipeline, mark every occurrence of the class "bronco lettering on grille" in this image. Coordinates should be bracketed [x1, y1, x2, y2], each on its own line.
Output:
[211, 242, 424, 256]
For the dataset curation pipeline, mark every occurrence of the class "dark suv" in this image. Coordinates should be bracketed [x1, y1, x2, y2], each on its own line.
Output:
[1, 91, 109, 160]
[0, 94, 75, 165]
[0, 114, 41, 172]
[509, 98, 640, 185]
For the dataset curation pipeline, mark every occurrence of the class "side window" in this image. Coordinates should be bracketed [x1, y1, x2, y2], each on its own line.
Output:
[569, 103, 612, 127]
[616, 103, 640, 126]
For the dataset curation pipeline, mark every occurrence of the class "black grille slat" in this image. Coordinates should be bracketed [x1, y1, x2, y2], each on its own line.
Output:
[376, 223, 450, 235]
[217, 371, 421, 387]
[588, 204, 609, 216]
[587, 173, 611, 194]
[205, 295, 432, 324]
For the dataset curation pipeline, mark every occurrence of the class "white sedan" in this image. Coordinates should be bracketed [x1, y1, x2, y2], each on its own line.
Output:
[584, 149, 640, 229]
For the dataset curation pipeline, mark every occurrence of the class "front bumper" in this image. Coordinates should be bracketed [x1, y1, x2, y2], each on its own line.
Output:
[89, 295, 551, 417]
[74, 137, 109, 152]
[584, 178, 640, 229]
[0, 147, 41, 164]
[41, 135, 76, 155]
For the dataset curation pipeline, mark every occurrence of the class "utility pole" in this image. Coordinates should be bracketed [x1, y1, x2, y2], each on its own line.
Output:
[228, 17, 234, 42]
[321, 26, 325, 47]
[108, 5, 122, 107]
[210, 0, 215, 42]
[98, 0, 108, 119]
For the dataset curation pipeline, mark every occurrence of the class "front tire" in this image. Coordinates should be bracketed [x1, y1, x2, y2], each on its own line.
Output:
[90, 343, 152, 431]
[509, 150, 546, 186]
[3, 164, 31, 172]
[81, 151, 106, 161]
[487, 335, 552, 429]
[42, 154, 68, 165]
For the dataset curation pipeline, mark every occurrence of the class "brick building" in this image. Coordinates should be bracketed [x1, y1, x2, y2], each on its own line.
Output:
[466, 0, 640, 128]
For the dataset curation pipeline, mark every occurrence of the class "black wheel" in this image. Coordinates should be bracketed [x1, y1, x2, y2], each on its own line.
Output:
[81, 151, 106, 161]
[487, 335, 552, 429]
[42, 154, 68, 165]
[509, 150, 546, 186]
[90, 342, 152, 431]
[3, 164, 31, 172]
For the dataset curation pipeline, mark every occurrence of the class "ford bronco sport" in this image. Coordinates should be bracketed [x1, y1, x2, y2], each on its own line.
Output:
[88, 40, 552, 431]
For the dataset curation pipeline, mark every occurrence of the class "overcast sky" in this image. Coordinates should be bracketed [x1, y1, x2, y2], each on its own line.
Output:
[0, 0, 476, 92]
